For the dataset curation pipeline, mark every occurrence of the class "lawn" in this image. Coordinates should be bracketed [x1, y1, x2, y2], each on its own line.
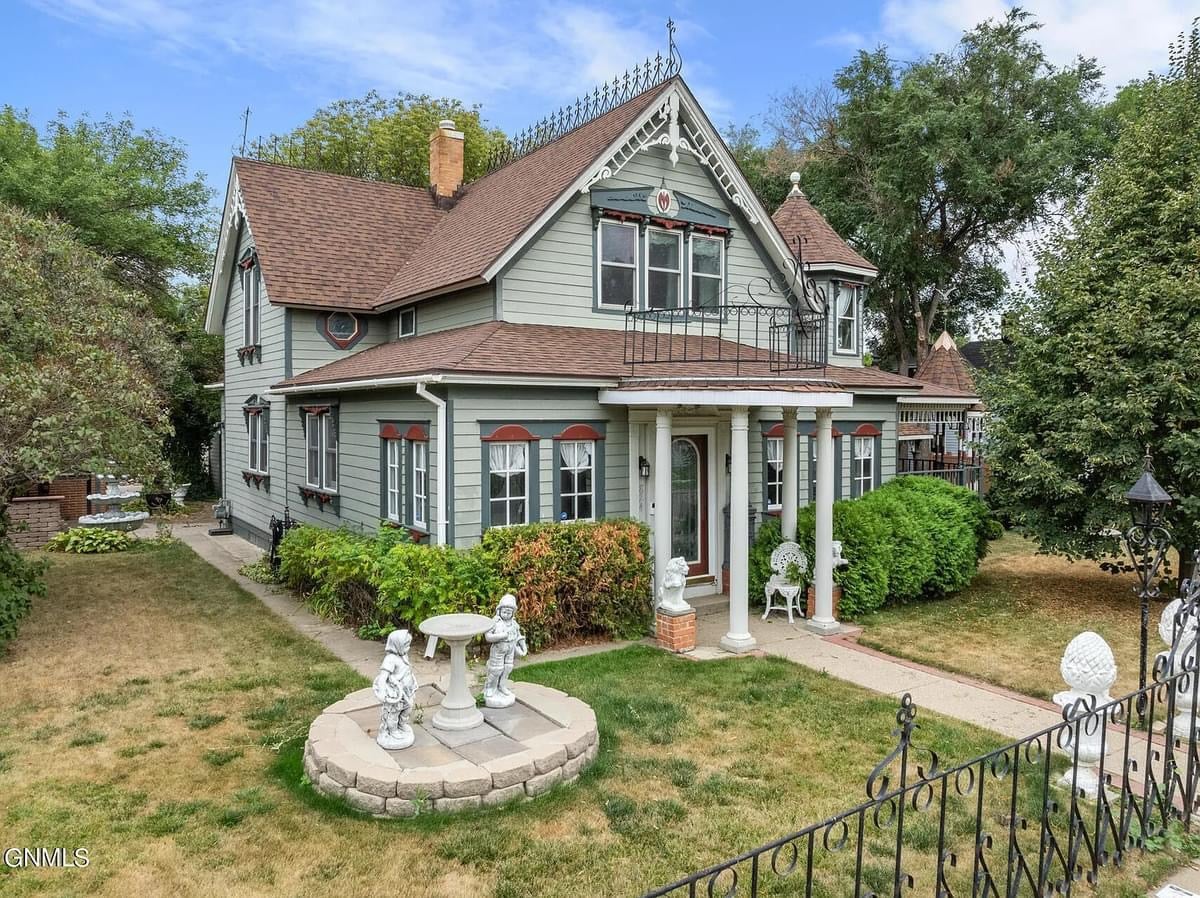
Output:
[0, 540, 1185, 898]
[857, 531, 1150, 701]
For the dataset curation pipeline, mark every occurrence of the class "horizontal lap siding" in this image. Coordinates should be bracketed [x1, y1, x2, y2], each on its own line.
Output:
[289, 309, 391, 377]
[449, 386, 629, 549]
[223, 226, 286, 535]
[417, 285, 494, 333]
[500, 145, 789, 332]
[284, 389, 439, 534]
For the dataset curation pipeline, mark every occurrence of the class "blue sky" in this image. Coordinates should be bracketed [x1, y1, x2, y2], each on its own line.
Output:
[4, 0, 1196, 208]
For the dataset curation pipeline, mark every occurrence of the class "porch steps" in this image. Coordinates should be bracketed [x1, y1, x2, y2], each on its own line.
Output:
[689, 592, 728, 618]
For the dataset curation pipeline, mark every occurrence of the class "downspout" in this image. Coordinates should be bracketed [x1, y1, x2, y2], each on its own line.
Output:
[415, 379, 448, 546]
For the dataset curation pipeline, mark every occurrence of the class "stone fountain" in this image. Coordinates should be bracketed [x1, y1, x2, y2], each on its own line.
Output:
[78, 475, 149, 531]
[304, 595, 598, 817]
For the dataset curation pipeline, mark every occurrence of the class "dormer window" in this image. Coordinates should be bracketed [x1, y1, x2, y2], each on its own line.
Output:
[598, 220, 638, 308]
[240, 253, 261, 349]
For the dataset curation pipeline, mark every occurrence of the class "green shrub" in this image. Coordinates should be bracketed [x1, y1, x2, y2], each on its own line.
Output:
[369, 543, 500, 636]
[859, 490, 935, 603]
[0, 528, 46, 651]
[480, 520, 653, 651]
[46, 527, 135, 554]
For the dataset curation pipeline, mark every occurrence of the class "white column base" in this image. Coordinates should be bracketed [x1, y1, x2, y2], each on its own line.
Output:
[805, 618, 840, 634]
[719, 631, 758, 654]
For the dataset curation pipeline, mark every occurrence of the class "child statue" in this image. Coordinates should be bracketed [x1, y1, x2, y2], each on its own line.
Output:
[373, 629, 418, 750]
[483, 594, 528, 709]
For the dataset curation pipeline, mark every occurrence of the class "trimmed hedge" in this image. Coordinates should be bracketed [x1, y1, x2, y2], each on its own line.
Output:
[750, 476, 998, 618]
[277, 519, 652, 652]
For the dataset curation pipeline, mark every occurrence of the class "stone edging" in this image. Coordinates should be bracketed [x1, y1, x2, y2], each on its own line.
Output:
[304, 682, 599, 817]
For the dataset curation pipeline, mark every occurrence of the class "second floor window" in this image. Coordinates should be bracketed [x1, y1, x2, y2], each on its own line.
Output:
[306, 412, 337, 491]
[399, 307, 416, 338]
[646, 228, 682, 310]
[765, 436, 783, 508]
[691, 234, 724, 311]
[241, 258, 261, 348]
[599, 221, 637, 308]
[558, 440, 594, 521]
[488, 442, 528, 527]
[836, 284, 858, 353]
[247, 411, 268, 474]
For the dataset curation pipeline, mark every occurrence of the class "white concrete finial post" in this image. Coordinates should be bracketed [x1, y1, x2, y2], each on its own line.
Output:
[808, 407, 838, 631]
[1156, 599, 1200, 738]
[653, 408, 673, 600]
[1053, 631, 1118, 798]
[721, 406, 756, 653]
[781, 408, 798, 542]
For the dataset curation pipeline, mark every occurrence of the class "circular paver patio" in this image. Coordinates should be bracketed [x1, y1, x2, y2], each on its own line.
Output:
[303, 680, 599, 816]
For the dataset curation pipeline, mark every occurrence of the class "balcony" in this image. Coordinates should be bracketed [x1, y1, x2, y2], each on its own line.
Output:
[623, 304, 827, 376]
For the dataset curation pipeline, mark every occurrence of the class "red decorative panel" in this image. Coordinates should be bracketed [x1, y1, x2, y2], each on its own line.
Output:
[481, 424, 536, 442]
[379, 423, 402, 440]
[404, 424, 429, 441]
[553, 423, 603, 441]
[765, 423, 784, 438]
[852, 423, 882, 437]
[301, 405, 330, 416]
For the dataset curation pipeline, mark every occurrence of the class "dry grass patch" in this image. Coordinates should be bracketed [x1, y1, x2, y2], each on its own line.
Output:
[858, 531, 1153, 700]
[0, 541, 1186, 898]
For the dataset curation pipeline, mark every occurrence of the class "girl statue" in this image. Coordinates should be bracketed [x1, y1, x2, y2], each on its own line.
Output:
[483, 594, 528, 708]
[373, 629, 418, 749]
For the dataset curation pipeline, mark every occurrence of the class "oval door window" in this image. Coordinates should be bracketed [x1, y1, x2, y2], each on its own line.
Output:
[671, 437, 701, 564]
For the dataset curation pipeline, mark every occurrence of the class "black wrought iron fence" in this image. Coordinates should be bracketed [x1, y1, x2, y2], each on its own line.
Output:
[640, 580, 1200, 898]
[624, 304, 827, 375]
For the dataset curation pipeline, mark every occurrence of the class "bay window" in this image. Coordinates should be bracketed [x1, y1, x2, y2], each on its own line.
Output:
[558, 440, 594, 521]
[598, 221, 637, 308]
[646, 227, 682, 310]
[488, 442, 527, 527]
[690, 234, 724, 311]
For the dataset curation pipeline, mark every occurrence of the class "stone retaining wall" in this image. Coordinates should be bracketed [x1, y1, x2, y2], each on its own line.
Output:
[9, 496, 65, 549]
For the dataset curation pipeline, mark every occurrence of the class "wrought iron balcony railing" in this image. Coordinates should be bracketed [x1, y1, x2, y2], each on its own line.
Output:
[622, 304, 828, 376]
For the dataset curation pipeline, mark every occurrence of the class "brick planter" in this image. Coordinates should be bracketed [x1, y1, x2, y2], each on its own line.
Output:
[806, 585, 842, 622]
[9, 496, 65, 549]
[656, 606, 697, 654]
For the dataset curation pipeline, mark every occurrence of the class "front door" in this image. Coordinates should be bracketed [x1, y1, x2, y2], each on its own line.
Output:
[671, 435, 709, 576]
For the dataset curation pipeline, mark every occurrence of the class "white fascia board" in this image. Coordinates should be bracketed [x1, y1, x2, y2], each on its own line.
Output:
[897, 396, 980, 406]
[270, 372, 620, 396]
[804, 262, 879, 282]
[898, 433, 934, 441]
[269, 375, 438, 396]
[600, 388, 853, 408]
[205, 165, 240, 335]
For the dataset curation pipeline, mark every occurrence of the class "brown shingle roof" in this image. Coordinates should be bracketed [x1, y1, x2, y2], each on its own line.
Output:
[375, 81, 674, 306]
[915, 332, 979, 396]
[772, 189, 876, 272]
[233, 158, 444, 310]
[272, 322, 955, 397]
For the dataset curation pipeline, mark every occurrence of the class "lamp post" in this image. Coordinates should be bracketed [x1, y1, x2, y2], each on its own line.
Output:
[1121, 450, 1173, 711]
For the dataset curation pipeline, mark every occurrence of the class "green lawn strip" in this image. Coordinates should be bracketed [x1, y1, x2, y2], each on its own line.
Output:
[0, 541, 1184, 898]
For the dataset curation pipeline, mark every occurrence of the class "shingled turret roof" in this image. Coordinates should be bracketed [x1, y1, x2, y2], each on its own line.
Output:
[915, 331, 978, 396]
[771, 178, 876, 273]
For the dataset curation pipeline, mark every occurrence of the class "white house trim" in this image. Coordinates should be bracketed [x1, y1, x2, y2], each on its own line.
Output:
[600, 388, 852, 408]
[205, 165, 253, 335]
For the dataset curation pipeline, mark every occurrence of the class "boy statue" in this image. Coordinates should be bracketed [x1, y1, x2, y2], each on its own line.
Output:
[483, 594, 528, 708]
[373, 629, 418, 749]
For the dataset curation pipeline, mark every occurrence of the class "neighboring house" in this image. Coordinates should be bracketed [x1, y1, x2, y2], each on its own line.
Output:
[900, 331, 986, 491]
[204, 71, 979, 650]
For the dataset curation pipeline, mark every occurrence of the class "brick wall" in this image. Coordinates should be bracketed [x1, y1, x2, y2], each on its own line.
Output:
[20, 476, 91, 521]
[9, 496, 65, 549]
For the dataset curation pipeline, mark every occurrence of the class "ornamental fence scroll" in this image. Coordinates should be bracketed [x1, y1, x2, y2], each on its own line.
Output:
[640, 561, 1200, 898]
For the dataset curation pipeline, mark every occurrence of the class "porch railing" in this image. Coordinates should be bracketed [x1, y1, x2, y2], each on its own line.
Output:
[640, 584, 1200, 897]
[624, 304, 827, 375]
[898, 458, 984, 493]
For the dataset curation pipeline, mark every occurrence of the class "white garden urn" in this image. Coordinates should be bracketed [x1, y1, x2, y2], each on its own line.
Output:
[1053, 631, 1117, 799]
[1156, 598, 1200, 738]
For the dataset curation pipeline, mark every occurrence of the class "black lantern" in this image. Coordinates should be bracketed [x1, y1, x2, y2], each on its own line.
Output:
[638, 456, 651, 479]
[1120, 449, 1173, 713]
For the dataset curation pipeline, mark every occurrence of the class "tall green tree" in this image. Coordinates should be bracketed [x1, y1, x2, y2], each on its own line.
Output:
[724, 123, 800, 212]
[777, 10, 1105, 373]
[249, 92, 506, 186]
[0, 108, 214, 308]
[984, 23, 1200, 578]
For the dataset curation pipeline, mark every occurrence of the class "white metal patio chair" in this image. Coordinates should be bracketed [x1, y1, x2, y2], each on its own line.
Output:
[763, 541, 808, 623]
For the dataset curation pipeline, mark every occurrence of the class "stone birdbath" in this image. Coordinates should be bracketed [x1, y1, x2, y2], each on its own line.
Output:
[419, 613, 495, 731]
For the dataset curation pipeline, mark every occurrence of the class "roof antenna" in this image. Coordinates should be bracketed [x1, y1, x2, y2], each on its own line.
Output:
[239, 106, 251, 156]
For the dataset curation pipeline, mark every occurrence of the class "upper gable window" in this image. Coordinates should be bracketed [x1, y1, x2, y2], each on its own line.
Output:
[836, 284, 859, 354]
[598, 221, 638, 308]
[240, 255, 261, 348]
[398, 307, 417, 338]
[690, 234, 724, 311]
[646, 227, 682, 310]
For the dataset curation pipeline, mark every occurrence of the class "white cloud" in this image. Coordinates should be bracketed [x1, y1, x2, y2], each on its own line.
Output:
[877, 0, 1195, 90]
[28, 0, 721, 124]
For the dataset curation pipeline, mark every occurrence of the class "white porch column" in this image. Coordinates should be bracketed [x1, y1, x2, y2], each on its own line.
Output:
[654, 408, 673, 596]
[809, 407, 838, 631]
[721, 406, 757, 653]
[781, 407, 798, 542]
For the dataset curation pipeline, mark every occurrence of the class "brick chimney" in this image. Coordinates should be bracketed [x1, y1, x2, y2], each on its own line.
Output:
[429, 119, 464, 202]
